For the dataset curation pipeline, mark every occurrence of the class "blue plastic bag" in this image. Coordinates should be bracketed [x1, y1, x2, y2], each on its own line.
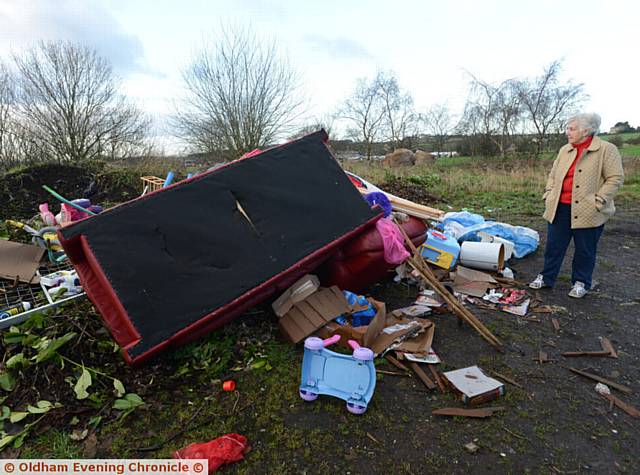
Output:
[458, 222, 539, 258]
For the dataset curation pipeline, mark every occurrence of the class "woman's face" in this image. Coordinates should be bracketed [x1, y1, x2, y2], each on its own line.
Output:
[566, 121, 589, 145]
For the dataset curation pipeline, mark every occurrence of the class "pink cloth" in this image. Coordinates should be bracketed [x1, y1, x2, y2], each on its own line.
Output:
[375, 218, 410, 265]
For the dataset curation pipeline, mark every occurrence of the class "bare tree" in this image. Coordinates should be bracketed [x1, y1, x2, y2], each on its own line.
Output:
[173, 27, 304, 161]
[341, 70, 416, 159]
[0, 62, 18, 168]
[459, 74, 524, 157]
[288, 112, 337, 141]
[12, 41, 149, 163]
[341, 75, 387, 160]
[376, 71, 417, 149]
[516, 60, 587, 157]
[422, 103, 456, 153]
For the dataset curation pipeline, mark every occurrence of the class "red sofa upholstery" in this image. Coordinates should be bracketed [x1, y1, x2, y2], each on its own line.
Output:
[318, 216, 427, 292]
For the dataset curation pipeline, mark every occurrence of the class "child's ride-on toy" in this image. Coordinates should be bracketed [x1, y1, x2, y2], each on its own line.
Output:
[299, 334, 376, 414]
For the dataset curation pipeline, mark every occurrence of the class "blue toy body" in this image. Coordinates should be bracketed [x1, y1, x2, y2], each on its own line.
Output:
[299, 336, 376, 414]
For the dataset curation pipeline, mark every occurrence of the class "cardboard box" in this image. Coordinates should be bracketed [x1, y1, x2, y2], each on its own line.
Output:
[316, 299, 434, 356]
[278, 285, 350, 343]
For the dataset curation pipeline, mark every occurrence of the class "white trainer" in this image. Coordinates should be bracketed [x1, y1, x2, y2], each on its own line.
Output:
[529, 274, 545, 289]
[568, 281, 588, 298]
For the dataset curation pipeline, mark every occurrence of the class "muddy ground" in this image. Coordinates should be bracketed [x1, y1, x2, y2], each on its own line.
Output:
[1, 171, 638, 474]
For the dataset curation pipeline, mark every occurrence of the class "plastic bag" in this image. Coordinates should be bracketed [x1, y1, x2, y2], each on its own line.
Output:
[458, 222, 539, 258]
[375, 218, 410, 265]
[443, 211, 485, 227]
[174, 433, 248, 473]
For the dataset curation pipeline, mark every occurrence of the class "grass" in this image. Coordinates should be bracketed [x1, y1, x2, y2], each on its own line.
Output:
[344, 153, 640, 215]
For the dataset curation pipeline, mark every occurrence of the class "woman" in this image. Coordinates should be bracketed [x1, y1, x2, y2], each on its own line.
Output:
[529, 113, 624, 298]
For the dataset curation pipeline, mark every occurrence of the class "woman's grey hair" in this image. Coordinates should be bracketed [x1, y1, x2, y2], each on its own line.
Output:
[568, 113, 601, 136]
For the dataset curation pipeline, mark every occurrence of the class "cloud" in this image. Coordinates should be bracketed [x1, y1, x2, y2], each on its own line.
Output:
[0, 0, 159, 77]
[303, 35, 372, 61]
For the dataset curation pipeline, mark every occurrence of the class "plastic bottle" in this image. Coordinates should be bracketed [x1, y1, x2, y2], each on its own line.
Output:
[0, 302, 32, 320]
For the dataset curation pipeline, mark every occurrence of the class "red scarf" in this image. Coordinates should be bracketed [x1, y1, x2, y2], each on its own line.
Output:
[559, 136, 593, 204]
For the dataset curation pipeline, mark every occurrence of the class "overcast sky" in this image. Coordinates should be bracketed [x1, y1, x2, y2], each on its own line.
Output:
[1, 0, 638, 149]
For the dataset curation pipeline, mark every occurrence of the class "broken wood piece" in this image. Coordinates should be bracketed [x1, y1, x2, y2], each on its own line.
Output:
[428, 364, 447, 393]
[376, 369, 411, 377]
[489, 370, 524, 389]
[599, 338, 618, 358]
[562, 351, 612, 358]
[432, 406, 506, 418]
[530, 305, 554, 313]
[522, 316, 541, 323]
[603, 394, 640, 418]
[567, 367, 632, 394]
[551, 318, 561, 331]
[408, 362, 436, 390]
[535, 350, 551, 364]
[385, 354, 409, 372]
[366, 432, 381, 444]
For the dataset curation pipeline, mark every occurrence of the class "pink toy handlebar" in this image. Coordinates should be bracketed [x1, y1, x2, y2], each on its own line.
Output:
[348, 340, 361, 350]
[323, 334, 341, 347]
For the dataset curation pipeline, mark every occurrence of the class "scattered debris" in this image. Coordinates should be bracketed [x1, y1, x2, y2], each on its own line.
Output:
[464, 441, 480, 453]
[551, 318, 561, 331]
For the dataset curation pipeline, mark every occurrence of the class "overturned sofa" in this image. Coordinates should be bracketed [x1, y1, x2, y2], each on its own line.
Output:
[59, 131, 382, 364]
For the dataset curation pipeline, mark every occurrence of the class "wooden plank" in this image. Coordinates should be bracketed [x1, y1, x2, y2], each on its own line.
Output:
[489, 370, 524, 389]
[428, 364, 447, 393]
[562, 351, 612, 358]
[408, 362, 436, 390]
[552, 318, 561, 331]
[432, 406, 506, 418]
[603, 394, 640, 418]
[385, 354, 409, 372]
[600, 338, 618, 358]
[568, 367, 632, 394]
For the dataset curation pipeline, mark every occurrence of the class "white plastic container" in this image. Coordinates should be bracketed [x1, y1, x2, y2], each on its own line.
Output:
[459, 242, 505, 271]
[477, 232, 515, 261]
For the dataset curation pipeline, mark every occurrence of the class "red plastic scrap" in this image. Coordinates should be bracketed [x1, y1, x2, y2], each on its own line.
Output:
[174, 433, 249, 473]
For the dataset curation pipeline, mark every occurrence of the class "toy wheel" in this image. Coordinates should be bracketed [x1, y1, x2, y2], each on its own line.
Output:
[304, 337, 324, 351]
[353, 348, 374, 361]
[346, 402, 367, 415]
[299, 389, 318, 402]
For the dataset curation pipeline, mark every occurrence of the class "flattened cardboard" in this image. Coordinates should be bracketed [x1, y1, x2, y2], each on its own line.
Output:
[272, 274, 320, 317]
[278, 286, 350, 343]
[392, 320, 434, 355]
[0, 240, 44, 284]
[452, 265, 497, 297]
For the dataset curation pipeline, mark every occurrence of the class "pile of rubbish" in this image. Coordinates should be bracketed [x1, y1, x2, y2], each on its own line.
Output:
[0, 185, 99, 328]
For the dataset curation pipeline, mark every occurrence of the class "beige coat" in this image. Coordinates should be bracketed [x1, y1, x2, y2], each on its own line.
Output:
[543, 136, 624, 228]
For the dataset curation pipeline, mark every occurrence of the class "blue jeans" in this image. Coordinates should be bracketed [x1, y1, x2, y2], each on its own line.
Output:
[541, 203, 604, 289]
